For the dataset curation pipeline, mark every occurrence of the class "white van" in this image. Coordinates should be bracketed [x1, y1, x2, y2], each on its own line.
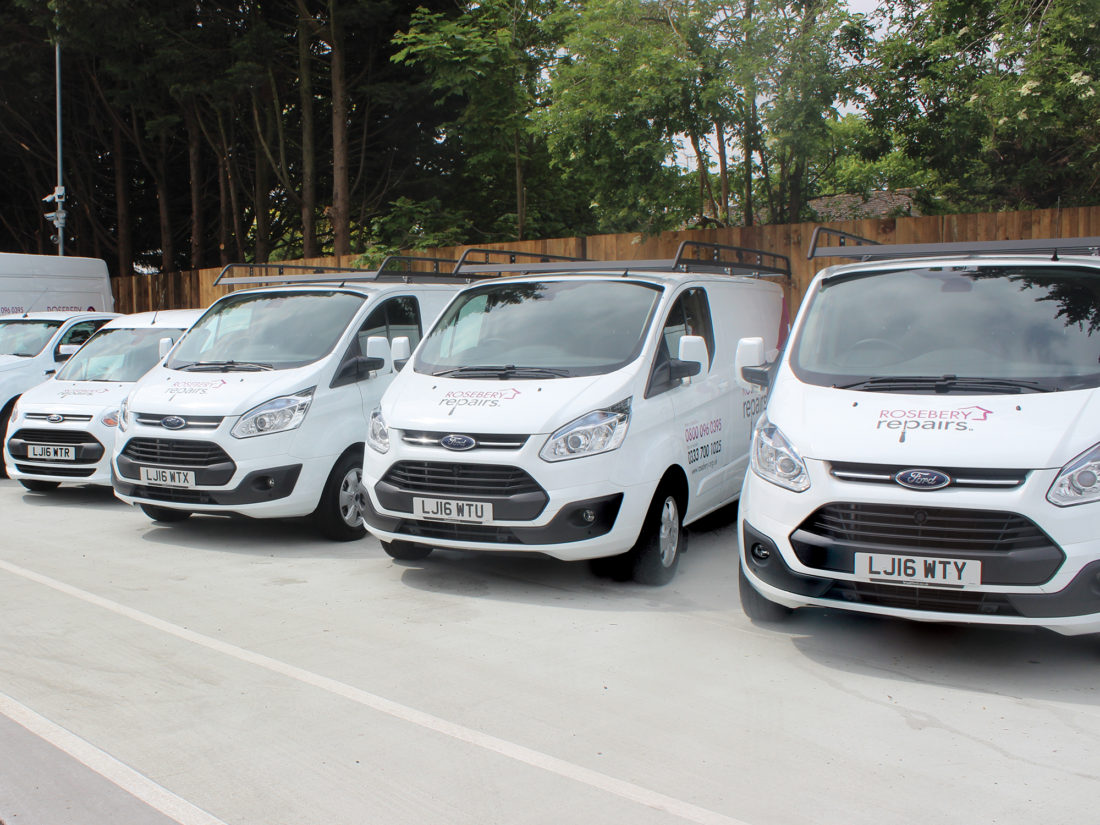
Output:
[5, 309, 203, 491]
[735, 230, 1100, 635]
[0, 253, 114, 314]
[110, 262, 467, 540]
[0, 311, 120, 458]
[360, 244, 788, 584]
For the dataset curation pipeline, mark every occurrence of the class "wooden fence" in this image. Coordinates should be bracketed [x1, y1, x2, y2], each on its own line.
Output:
[110, 205, 1100, 314]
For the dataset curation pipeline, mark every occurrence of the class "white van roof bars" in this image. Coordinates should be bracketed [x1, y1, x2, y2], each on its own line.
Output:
[808, 226, 1100, 261]
[213, 256, 465, 287]
[453, 241, 791, 279]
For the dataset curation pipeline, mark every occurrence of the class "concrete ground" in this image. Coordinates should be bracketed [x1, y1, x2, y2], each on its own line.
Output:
[0, 478, 1096, 825]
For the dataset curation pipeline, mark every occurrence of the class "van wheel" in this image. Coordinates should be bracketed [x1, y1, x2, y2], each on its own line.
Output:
[382, 540, 433, 561]
[0, 399, 14, 478]
[20, 479, 60, 492]
[627, 489, 685, 586]
[315, 450, 367, 542]
[738, 564, 792, 623]
[140, 503, 192, 523]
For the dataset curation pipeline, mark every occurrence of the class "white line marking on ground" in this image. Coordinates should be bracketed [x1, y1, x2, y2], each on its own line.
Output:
[0, 558, 752, 825]
[0, 690, 229, 825]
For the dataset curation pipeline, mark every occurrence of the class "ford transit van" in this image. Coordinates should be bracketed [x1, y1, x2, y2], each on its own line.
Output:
[361, 244, 788, 584]
[0, 252, 114, 314]
[0, 311, 120, 464]
[110, 262, 466, 540]
[5, 309, 202, 490]
[735, 230, 1100, 635]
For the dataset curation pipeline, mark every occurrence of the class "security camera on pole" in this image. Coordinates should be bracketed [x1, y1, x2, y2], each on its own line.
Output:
[44, 186, 67, 252]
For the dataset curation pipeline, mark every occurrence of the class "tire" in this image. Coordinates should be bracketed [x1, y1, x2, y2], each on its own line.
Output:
[19, 479, 60, 492]
[382, 540, 433, 561]
[0, 399, 14, 479]
[627, 488, 686, 586]
[738, 563, 792, 623]
[314, 450, 367, 542]
[140, 503, 193, 523]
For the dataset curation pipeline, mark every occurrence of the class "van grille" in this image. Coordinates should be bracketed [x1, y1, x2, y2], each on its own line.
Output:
[400, 430, 529, 450]
[828, 462, 1028, 490]
[121, 438, 232, 468]
[799, 503, 1052, 552]
[381, 461, 543, 497]
[13, 429, 95, 445]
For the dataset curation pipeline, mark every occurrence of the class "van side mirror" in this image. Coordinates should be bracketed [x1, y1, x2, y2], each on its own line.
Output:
[331, 355, 385, 388]
[366, 336, 393, 374]
[158, 337, 175, 358]
[735, 337, 768, 389]
[391, 336, 411, 370]
[56, 344, 81, 361]
[677, 335, 708, 379]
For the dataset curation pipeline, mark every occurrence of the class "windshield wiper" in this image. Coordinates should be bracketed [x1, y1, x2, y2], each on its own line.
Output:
[432, 364, 570, 379]
[178, 360, 274, 372]
[835, 375, 1053, 394]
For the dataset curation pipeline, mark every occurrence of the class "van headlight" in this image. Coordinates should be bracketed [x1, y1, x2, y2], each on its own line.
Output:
[231, 388, 314, 438]
[367, 407, 389, 453]
[118, 397, 130, 432]
[540, 398, 631, 462]
[1047, 443, 1100, 507]
[751, 414, 809, 492]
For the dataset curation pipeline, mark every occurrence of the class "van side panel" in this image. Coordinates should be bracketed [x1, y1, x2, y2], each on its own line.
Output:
[0, 254, 114, 314]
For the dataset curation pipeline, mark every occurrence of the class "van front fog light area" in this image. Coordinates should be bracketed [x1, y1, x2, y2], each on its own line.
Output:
[231, 388, 314, 438]
[540, 398, 631, 462]
[1047, 442, 1100, 506]
[750, 414, 809, 492]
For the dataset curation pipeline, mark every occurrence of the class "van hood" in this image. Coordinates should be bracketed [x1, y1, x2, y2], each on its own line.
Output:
[768, 382, 1100, 469]
[127, 366, 318, 417]
[18, 379, 128, 410]
[383, 369, 633, 434]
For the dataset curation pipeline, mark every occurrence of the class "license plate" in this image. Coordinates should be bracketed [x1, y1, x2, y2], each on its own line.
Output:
[856, 553, 981, 587]
[413, 496, 493, 524]
[28, 444, 75, 461]
[139, 466, 196, 488]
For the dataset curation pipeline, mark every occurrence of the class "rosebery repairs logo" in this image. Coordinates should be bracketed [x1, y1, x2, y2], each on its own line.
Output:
[439, 388, 521, 409]
[877, 405, 993, 442]
[58, 387, 111, 399]
[167, 378, 228, 400]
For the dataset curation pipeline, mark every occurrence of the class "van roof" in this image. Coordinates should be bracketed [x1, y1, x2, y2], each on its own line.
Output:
[0, 310, 119, 322]
[100, 309, 205, 330]
[807, 227, 1100, 263]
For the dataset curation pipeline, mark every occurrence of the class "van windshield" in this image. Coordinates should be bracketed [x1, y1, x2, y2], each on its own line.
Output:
[791, 264, 1100, 393]
[56, 326, 187, 382]
[166, 291, 364, 371]
[0, 319, 62, 357]
[414, 280, 662, 378]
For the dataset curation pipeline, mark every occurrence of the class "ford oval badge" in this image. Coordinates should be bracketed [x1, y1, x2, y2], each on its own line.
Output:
[440, 434, 476, 451]
[894, 468, 951, 491]
[47, 414, 64, 423]
[161, 415, 186, 431]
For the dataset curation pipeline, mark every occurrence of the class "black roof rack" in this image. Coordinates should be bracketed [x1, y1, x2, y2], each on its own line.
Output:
[808, 227, 1100, 261]
[452, 241, 791, 279]
[213, 256, 464, 287]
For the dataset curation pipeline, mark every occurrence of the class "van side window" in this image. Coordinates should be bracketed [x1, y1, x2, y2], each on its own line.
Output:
[59, 320, 108, 348]
[358, 296, 422, 353]
[645, 288, 715, 397]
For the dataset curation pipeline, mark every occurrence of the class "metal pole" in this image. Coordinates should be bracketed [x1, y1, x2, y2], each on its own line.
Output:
[55, 39, 64, 256]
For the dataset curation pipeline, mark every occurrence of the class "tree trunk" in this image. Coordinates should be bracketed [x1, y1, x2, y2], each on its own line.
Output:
[298, 6, 318, 258]
[715, 121, 729, 224]
[329, 0, 351, 257]
[688, 130, 716, 222]
[155, 136, 174, 274]
[111, 120, 133, 277]
[185, 107, 204, 269]
[514, 131, 526, 240]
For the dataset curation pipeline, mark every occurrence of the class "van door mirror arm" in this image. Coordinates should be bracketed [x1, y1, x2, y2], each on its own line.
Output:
[331, 355, 386, 388]
[669, 358, 702, 381]
[740, 365, 771, 388]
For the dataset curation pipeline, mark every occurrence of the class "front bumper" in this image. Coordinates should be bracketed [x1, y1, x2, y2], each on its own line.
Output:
[6, 424, 113, 485]
[737, 460, 1100, 635]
